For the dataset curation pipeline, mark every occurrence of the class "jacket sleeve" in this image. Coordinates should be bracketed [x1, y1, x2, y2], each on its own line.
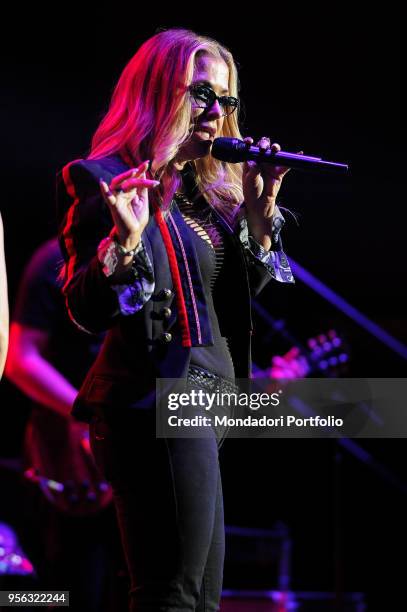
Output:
[57, 159, 154, 334]
[237, 204, 295, 297]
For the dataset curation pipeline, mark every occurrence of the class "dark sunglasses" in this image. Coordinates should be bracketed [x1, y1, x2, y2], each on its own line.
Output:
[189, 84, 239, 117]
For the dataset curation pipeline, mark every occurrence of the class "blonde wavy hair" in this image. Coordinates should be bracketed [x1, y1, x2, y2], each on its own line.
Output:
[88, 28, 244, 213]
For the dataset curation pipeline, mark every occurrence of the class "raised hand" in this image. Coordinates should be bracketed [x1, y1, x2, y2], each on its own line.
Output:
[99, 160, 159, 251]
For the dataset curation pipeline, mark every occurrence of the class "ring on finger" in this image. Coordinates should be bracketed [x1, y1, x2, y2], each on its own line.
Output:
[258, 136, 270, 150]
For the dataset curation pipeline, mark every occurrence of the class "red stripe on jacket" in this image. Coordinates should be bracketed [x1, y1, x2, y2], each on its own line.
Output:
[153, 202, 192, 348]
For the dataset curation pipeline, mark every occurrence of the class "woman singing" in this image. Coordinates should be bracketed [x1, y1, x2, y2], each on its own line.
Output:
[57, 28, 294, 611]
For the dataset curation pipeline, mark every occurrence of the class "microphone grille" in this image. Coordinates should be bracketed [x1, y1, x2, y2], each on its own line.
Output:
[211, 138, 244, 163]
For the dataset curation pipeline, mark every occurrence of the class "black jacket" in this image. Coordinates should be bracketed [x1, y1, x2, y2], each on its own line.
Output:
[57, 154, 293, 421]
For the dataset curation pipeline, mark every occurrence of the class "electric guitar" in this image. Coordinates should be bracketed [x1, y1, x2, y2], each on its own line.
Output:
[252, 329, 350, 379]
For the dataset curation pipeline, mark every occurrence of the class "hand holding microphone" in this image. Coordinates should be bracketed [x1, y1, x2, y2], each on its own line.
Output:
[216, 134, 348, 251]
[233, 135, 295, 251]
[212, 135, 349, 250]
[240, 136, 290, 221]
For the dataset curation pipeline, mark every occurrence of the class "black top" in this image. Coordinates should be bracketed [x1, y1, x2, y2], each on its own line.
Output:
[175, 192, 235, 381]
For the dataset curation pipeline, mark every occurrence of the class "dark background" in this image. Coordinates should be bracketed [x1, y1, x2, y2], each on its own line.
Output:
[1, 6, 405, 610]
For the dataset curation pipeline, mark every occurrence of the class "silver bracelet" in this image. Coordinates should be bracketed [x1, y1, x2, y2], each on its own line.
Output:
[98, 235, 143, 278]
[114, 239, 143, 258]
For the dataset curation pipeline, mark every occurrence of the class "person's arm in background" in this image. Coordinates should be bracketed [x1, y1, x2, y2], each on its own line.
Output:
[5, 240, 80, 418]
[0, 213, 9, 379]
[6, 323, 77, 418]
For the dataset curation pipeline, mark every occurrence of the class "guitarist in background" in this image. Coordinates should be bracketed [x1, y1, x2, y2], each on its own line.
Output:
[5, 238, 126, 611]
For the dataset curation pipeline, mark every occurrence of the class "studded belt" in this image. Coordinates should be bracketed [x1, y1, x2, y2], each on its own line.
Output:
[187, 365, 239, 396]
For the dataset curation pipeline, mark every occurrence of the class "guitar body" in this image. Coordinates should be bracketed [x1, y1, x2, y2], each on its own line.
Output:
[23, 409, 113, 516]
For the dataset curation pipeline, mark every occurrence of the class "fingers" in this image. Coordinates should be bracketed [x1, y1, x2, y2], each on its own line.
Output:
[271, 355, 289, 367]
[245, 137, 302, 156]
[99, 160, 159, 206]
[243, 135, 281, 164]
[99, 178, 159, 208]
[283, 346, 300, 360]
[120, 178, 160, 191]
[99, 180, 117, 206]
[244, 136, 282, 152]
[242, 136, 258, 172]
[257, 136, 271, 152]
[257, 138, 286, 180]
[243, 135, 285, 180]
[257, 137, 281, 154]
[110, 160, 151, 191]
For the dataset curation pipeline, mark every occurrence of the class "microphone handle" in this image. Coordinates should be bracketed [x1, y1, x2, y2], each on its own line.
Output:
[247, 145, 349, 174]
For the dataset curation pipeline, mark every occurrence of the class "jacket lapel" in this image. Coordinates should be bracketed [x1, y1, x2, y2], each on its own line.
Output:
[165, 205, 214, 347]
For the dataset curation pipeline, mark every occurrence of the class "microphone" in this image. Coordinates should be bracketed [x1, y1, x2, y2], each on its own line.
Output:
[211, 138, 349, 174]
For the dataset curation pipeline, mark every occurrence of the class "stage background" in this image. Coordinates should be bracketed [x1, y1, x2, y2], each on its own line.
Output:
[1, 7, 404, 610]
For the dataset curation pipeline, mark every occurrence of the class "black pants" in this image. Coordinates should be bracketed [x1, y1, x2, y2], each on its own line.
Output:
[90, 408, 225, 612]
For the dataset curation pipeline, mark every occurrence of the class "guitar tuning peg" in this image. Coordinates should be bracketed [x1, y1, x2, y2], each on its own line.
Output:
[80, 479, 90, 490]
[98, 482, 110, 492]
[86, 492, 97, 503]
